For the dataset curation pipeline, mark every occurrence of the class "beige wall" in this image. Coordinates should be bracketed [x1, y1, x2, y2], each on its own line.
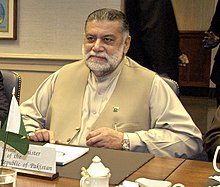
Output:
[0, 0, 122, 58]
[0, 0, 218, 103]
[172, 0, 216, 31]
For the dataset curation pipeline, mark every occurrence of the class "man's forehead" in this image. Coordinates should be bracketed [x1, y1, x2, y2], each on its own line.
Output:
[85, 20, 122, 33]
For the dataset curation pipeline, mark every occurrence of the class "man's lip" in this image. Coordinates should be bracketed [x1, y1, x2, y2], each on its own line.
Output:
[89, 55, 106, 60]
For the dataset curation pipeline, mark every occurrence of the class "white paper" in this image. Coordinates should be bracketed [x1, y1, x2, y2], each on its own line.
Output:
[43, 143, 89, 166]
[135, 178, 172, 187]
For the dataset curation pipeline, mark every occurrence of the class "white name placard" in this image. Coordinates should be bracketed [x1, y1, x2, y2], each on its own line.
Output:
[0, 144, 56, 174]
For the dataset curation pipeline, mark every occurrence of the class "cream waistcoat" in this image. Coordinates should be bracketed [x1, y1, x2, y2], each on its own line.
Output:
[46, 57, 155, 144]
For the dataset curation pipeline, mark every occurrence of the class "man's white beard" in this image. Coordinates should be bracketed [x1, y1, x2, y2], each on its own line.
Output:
[83, 45, 124, 77]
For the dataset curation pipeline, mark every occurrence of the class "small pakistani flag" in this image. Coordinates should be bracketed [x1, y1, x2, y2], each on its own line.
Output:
[0, 88, 29, 155]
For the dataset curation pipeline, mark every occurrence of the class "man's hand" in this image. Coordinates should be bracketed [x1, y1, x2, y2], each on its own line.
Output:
[178, 53, 189, 67]
[203, 31, 220, 49]
[86, 127, 124, 150]
[28, 129, 61, 144]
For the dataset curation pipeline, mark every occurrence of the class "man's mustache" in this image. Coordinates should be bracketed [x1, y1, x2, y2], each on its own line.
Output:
[85, 52, 108, 60]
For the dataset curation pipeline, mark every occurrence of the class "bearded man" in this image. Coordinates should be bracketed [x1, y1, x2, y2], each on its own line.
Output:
[20, 8, 203, 158]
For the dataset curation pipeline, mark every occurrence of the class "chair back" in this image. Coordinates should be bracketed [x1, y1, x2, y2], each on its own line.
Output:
[1, 70, 22, 104]
[161, 76, 179, 96]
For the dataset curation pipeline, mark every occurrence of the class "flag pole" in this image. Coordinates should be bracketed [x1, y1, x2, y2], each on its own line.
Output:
[1, 132, 8, 166]
[1, 87, 15, 166]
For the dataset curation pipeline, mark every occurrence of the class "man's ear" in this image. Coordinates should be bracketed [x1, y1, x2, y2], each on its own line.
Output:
[123, 35, 131, 54]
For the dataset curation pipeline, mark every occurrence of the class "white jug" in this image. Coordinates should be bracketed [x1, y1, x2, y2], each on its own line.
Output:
[80, 156, 111, 187]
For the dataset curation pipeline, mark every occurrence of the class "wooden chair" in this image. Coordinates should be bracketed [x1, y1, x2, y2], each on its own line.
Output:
[161, 76, 179, 96]
[1, 70, 22, 104]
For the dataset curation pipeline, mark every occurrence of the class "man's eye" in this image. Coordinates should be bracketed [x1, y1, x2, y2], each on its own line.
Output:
[87, 37, 95, 42]
[104, 38, 113, 43]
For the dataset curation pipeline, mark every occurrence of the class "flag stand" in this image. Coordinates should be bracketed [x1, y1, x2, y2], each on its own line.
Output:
[0, 87, 29, 165]
[0, 88, 58, 180]
[0, 87, 15, 167]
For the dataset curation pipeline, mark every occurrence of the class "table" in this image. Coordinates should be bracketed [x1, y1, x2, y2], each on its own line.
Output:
[166, 159, 217, 187]
[15, 156, 216, 187]
[125, 157, 184, 182]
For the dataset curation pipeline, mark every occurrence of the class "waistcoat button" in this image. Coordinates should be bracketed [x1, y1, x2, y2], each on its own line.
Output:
[66, 138, 71, 142]
[76, 126, 80, 130]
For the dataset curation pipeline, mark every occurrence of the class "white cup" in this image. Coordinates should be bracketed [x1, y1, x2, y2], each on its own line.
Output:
[172, 184, 185, 187]
[213, 146, 220, 172]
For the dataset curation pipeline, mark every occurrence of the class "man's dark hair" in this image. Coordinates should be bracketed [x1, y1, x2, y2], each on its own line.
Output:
[85, 8, 129, 33]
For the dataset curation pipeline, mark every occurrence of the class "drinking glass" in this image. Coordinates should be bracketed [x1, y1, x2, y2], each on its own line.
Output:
[0, 167, 16, 187]
[213, 146, 220, 172]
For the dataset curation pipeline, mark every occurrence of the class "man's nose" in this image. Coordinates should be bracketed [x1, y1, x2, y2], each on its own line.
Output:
[92, 39, 104, 52]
